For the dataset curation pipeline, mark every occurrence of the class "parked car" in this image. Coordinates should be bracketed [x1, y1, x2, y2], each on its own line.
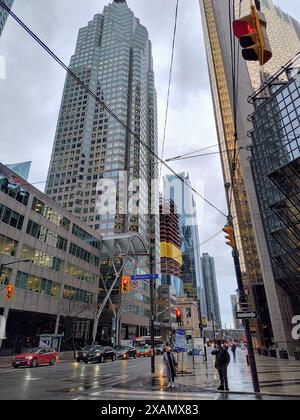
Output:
[84, 346, 117, 364]
[75, 345, 97, 362]
[12, 347, 58, 369]
[154, 344, 166, 355]
[114, 346, 137, 360]
[136, 345, 152, 358]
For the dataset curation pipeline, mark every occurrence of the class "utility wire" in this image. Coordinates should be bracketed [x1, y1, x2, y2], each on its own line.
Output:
[0, 1, 227, 219]
[159, 0, 179, 180]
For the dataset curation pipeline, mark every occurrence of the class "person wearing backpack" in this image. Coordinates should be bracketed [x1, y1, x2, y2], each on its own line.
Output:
[212, 341, 231, 392]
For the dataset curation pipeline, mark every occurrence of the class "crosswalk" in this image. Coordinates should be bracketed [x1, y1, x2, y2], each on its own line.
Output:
[74, 387, 219, 400]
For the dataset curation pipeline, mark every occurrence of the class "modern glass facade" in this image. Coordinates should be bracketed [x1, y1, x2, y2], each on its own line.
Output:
[201, 253, 221, 329]
[0, 0, 13, 37]
[250, 70, 300, 315]
[46, 0, 158, 259]
[164, 173, 207, 317]
[6, 162, 31, 181]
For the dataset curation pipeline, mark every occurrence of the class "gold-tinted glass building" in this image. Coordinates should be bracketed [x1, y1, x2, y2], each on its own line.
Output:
[199, 0, 298, 352]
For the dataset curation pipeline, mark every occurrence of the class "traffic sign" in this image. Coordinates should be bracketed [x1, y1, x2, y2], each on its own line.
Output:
[131, 280, 138, 289]
[236, 311, 258, 320]
[131, 274, 159, 281]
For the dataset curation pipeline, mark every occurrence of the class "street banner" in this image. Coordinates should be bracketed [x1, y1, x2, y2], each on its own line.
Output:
[175, 330, 186, 353]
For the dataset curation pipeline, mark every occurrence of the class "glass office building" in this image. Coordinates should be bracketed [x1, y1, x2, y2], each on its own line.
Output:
[201, 253, 221, 329]
[250, 64, 300, 325]
[0, 0, 13, 37]
[7, 161, 31, 181]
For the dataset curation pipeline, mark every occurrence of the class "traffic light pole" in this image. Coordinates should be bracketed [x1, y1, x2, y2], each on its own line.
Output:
[224, 183, 260, 393]
[149, 250, 156, 375]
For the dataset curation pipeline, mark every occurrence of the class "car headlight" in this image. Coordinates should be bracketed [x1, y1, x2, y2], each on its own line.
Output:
[96, 353, 101, 357]
[26, 356, 33, 360]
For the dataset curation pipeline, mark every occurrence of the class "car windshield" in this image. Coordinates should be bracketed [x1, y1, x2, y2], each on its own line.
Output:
[23, 348, 40, 354]
[81, 346, 93, 351]
[115, 346, 127, 351]
[91, 346, 104, 352]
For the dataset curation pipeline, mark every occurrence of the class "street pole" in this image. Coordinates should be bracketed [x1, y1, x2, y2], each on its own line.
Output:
[224, 183, 260, 393]
[149, 253, 156, 375]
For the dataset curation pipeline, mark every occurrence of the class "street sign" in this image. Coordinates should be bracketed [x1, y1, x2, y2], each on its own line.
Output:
[236, 311, 258, 320]
[131, 274, 159, 281]
[131, 280, 138, 289]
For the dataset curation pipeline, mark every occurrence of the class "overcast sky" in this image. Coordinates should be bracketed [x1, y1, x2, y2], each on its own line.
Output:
[0, 0, 299, 326]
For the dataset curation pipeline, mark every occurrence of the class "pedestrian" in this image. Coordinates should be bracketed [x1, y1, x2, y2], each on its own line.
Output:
[163, 346, 177, 388]
[212, 341, 231, 392]
[231, 343, 237, 360]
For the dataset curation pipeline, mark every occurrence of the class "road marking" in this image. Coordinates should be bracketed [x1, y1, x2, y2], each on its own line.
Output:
[88, 388, 218, 400]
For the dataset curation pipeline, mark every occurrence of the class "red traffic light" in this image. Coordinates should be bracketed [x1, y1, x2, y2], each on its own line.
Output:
[176, 308, 182, 318]
[233, 20, 254, 38]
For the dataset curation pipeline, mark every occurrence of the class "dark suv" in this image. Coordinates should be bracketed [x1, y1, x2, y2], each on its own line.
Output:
[84, 346, 117, 364]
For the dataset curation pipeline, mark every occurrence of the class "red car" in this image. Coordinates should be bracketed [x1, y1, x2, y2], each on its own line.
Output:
[12, 347, 58, 369]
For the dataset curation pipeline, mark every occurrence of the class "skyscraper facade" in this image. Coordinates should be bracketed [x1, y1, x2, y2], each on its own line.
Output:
[7, 161, 31, 181]
[230, 294, 243, 330]
[164, 173, 207, 318]
[0, 0, 13, 37]
[201, 253, 221, 329]
[46, 0, 159, 340]
[250, 61, 300, 344]
[160, 197, 184, 297]
[199, 0, 299, 351]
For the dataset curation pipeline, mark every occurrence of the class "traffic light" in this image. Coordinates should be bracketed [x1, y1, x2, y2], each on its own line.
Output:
[121, 276, 131, 294]
[5, 284, 14, 301]
[233, 5, 272, 65]
[176, 308, 182, 324]
[223, 225, 236, 248]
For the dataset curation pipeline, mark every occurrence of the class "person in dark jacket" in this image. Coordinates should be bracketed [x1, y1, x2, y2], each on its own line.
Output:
[163, 347, 177, 388]
[212, 341, 231, 392]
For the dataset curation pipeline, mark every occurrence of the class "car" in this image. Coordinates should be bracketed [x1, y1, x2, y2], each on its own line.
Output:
[84, 346, 117, 364]
[154, 344, 166, 355]
[12, 347, 58, 369]
[136, 345, 152, 358]
[114, 346, 137, 360]
[75, 345, 96, 362]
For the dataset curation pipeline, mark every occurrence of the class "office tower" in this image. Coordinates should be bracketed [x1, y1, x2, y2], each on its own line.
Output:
[46, 0, 159, 341]
[201, 253, 221, 329]
[7, 161, 31, 180]
[164, 173, 207, 318]
[231, 294, 242, 330]
[160, 197, 184, 296]
[200, 0, 299, 351]
[250, 61, 300, 349]
[46, 0, 158, 260]
[0, 0, 13, 37]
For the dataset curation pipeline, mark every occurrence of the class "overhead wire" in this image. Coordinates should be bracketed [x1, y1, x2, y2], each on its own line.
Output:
[0, 0, 227, 219]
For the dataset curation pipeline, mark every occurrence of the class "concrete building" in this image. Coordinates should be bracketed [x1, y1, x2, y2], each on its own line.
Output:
[231, 293, 243, 330]
[199, 0, 298, 351]
[0, 163, 100, 354]
[164, 173, 207, 317]
[176, 296, 201, 350]
[250, 60, 300, 352]
[201, 253, 222, 329]
[0, 0, 13, 37]
[160, 197, 184, 296]
[6, 162, 31, 181]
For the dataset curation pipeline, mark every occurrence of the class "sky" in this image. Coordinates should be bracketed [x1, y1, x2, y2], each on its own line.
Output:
[0, 0, 299, 327]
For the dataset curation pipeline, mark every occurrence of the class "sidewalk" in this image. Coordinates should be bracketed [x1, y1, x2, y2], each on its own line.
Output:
[0, 351, 74, 368]
[149, 349, 300, 398]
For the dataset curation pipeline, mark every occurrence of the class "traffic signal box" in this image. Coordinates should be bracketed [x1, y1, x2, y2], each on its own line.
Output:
[5, 284, 15, 301]
[233, 5, 272, 66]
[176, 308, 182, 324]
[223, 225, 236, 249]
[121, 276, 131, 294]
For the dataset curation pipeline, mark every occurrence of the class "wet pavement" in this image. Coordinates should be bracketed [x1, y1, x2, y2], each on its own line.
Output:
[0, 350, 299, 400]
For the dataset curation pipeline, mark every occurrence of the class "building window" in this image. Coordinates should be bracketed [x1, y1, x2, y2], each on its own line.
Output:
[20, 245, 62, 272]
[15, 271, 61, 297]
[0, 172, 29, 206]
[0, 233, 18, 257]
[0, 204, 24, 230]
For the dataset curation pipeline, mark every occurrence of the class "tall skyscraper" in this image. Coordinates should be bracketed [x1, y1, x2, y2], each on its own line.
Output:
[164, 173, 207, 318]
[0, 0, 13, 37]
[250, 63, 300, 345]
[160, 197, 184, 297]
[46, 0, 159, 268]
[201, 253, 221, 329]
[199, 0, 299, 351]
